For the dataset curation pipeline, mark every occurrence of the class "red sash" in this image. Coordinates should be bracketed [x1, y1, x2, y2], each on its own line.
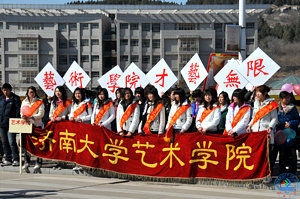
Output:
[199, 106, 219, 123]
[94, 102, 113, 125]
[223, 105, 251, 136]
[143, 103, 164, 135]
[251, 102, 278, 127]
[120, 102, 139, 131]
[165, 104, 191, 143]
[73, 102, 93, 119]
[26, 100, 43, 117]
[53, 100, 72, 118]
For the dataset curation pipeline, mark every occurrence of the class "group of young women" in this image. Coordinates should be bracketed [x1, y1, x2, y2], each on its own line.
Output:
[21, 84, 299, 175]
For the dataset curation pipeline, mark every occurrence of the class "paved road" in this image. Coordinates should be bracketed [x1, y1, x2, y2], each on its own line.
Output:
[0, 171, 279, 199]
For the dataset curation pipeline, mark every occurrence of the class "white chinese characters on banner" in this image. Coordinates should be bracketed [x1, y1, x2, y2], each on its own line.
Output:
[34, 62, 65, 96]
[237, 47, 280, 86]
[180, 53, 208, 91]
[146, 58, 177, 94]
[98, 65, 123, 100]
[116, 63, 149, 91]
[214, 59, 248, 97]
[63, 61, 91, 93]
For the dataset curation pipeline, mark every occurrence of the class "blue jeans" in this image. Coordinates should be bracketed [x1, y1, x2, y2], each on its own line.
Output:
[0, 127, 19, 162]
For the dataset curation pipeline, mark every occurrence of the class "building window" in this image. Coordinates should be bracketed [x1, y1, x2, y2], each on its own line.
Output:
[0, 55, 1, 64]
[178, 23, 196, 30]
[81, 55, 89, 62]
[69, 23, 77, 31]
[142, 39, 150, 48]
[19, 39, 38, 51]
[19, 23, 41, 30]
[91, 55, 99, 61]
[21, 71, 38, 84]
[215, 39, 223, 49]
[214, 23, 223, 32]
[130, 23, 139, 30]
[131, 39, 139, 47]
[152, 39, 160, 49]
[120, 55, 128, 62]
[69, 55, 77, 64]
[81, 23, 89, 30]
[121, 39, 128, 45]
[91, 23, 99, 29]
[69, 39, 77, 48]
[152, 23, 160, 32]
[0, 22, 3, 30]
[180, 54, 193, 68]
[0, 71, 2, 84]
[81, 39, 89, 46]
[92, 71, 99, 78]
[91, 39, 99, 45]
[19, 55, 38, 67]
[180, 39, 197, 51]
[142, 23, 150, 31]
[246, 39, 254, 45]
[142, 56, 150, 64]
[58, 24, 67, 32]
[246, 23, 255, 29]
[131, 55, 139, 63]
[152, 55, 160, 65]
[120, 23, 128, 29]
[59, 39, 67, 49]
[58, 55, 67, 65]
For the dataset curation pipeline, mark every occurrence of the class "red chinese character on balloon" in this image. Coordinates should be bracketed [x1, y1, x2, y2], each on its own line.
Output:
[223, 70, 241, 88]
[188, 63, 200, 84]
[43, 71, 57, 91]
[155, 69, 168, 87]
[69, 71, 84, 88]
[107, 74, 121, 93]
[247, 59, 269, 78]
[125, 72, 140, 89]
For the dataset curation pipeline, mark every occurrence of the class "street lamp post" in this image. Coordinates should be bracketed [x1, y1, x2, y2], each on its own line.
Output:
[239, 0, 246, 61]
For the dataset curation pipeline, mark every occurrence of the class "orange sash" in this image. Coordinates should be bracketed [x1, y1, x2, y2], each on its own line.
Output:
[94, 102, 113, 125]
[199, 106, 219, 123]
[251, 101, 278, 127]
[26, 100, 43, 117]
[143, 103, 164, 135]
[73, 102, 93, 119]
[120, 102, 139, 131]
[165, 104, 191, 143]
[53, 100, 72, 118]
[223, 105, 251, 136]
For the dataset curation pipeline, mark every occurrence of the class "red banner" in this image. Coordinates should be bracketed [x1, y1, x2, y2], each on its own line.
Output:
[23, 121, 270, 180]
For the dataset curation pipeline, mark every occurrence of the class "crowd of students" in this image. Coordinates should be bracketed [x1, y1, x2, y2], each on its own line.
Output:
[0, 82, 299, 177]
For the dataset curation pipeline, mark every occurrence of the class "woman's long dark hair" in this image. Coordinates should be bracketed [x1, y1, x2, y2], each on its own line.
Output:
[218, 91, 230, 106]
[122, 87, 134, 102]
[232, 88, 247, 107]
[72, 87, 86, 104]
[135, 87, 146, 103]
[174, 88, 186, 106]
[26, 86, 39, 99]
[115, 88, 124, 101]
[147, 86, 161, 107]
[53, 86, 68, 106]
[97, 88, 109, 107]
[203, 88, 218, 110]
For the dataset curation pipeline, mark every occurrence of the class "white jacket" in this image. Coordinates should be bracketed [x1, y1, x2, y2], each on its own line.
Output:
[49, 100, 71, 120]
[138, 102, 166, 134]
[195, 104, 221, 132]
[248, 98, 278, 144]
[225, 103, 251, 135]
[21, 97, 45, 127]
[91, 101, 115, 130]
[69, 99, 93, 124]
[165, 100, 193, 132]
[117, 101, 140, 133]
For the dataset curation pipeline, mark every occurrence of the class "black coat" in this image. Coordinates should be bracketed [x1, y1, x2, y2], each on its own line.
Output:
[0, 93, 21, 128]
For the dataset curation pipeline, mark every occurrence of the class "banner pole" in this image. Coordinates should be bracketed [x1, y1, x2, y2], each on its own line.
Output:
[19, 133, 22, 175]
